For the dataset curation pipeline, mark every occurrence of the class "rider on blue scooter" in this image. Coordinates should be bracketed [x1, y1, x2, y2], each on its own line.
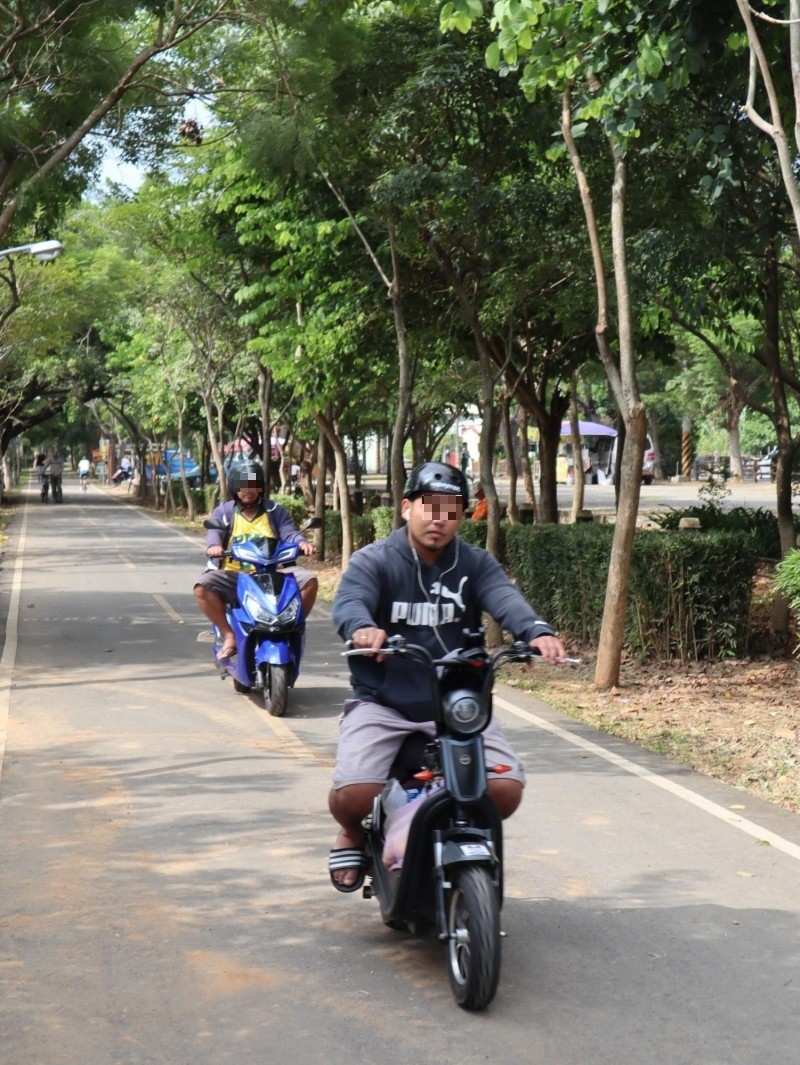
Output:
[194, 461, 318, 661]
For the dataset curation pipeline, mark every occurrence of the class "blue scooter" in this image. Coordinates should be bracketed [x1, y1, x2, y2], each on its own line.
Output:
[202, 516, 321, 716]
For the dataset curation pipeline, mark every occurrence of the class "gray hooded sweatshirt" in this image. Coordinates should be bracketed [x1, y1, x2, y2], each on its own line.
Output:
[333, 527, 555, 722]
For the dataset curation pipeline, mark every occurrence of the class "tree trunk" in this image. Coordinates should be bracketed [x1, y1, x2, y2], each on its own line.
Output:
[518, 411, 538, 519]
[725, 388, 745, 480]
[314, 432, 327, 561]
[201, 391, 226, 503]
[763, 235, 795, 639]
[175, 405, 195, 521]
[316, 407, 354, 568]
[568, 374, 586, 522]
[426, 235, 502, 558]
[562, 90, 645, 688]
[537, 416, 561, 524]
[257, 358, 272, 476]
[502, 396, 519, 523]
[388, 223, 413, 529]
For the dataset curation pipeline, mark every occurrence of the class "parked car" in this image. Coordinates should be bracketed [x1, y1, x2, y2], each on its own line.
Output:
[641, 438, 656, 485]
[606, 434, 656, 485]
[755, 446, 800, 483]
[756, 446, 777, 483]
[145, 450, 204, 488]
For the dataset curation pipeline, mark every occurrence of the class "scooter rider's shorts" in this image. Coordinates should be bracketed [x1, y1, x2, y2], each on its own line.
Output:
[332, 699, 526, 789]
[194, 565, 317, 607]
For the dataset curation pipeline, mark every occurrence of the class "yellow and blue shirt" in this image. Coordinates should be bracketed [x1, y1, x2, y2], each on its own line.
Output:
[221, 507, 276, 574]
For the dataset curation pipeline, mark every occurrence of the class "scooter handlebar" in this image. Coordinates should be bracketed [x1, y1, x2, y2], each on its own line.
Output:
[343, 636, 579, 666]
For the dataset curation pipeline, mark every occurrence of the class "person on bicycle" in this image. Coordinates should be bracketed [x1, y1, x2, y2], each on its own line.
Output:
[327, 461, 565, 891]
[193, 461, 318, 661]
[78, 456, 91, 488]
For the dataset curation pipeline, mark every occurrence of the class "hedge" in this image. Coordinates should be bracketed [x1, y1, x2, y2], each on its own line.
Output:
[649, 503, 799, 561]
[505, 523, 759, 661]
[324, 509, 374, 555]
[271, 493, 308, 528]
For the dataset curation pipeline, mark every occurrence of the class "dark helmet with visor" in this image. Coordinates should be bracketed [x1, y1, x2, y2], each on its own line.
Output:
[228, 461, 265, 496]
[403, 461, 468, 503]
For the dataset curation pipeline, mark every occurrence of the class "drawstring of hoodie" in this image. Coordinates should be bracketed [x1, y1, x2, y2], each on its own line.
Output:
[410, 538, 460, 655]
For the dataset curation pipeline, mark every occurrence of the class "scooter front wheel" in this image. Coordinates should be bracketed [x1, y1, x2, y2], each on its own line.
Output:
[446, 865, 501, 1011]
[264, 663, 289, 717]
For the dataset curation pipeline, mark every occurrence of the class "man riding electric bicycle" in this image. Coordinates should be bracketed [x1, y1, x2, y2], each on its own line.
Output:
[328, 461, 565, 891]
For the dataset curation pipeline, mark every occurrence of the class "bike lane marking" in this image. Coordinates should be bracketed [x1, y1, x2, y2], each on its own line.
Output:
[495, 692, 800, 864]
[0, 499, 28, 788]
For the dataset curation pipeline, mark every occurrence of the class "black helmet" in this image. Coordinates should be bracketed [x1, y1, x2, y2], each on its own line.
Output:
[228, 461, 265, 495]
[403, 461, 468, 502]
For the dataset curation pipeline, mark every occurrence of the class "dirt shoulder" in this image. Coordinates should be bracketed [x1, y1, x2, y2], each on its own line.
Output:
[501, 655, 800, 813]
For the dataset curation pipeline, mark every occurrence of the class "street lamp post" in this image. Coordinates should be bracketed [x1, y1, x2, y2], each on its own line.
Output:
[0, 240, 63, 262]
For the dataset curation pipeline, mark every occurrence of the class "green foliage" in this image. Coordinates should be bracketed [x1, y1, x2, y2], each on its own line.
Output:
[371, 506, 395, 541]
[354, 514, 375, 549]
[457, 519, 509, 560]
[272, 493, 309, 528]
[183, 484, 220, 515]
[775, 550, 800, 618]
[648, 504, 795, 561]
[458, 519, 487, 549]
[506, 524, 615, 645]
[325, 509, 343, 556]
[505, 523, 759, 660]
[323, 509, 375, 556]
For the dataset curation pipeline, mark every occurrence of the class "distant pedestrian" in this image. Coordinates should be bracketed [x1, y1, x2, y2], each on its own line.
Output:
[461, 443, 470, 476]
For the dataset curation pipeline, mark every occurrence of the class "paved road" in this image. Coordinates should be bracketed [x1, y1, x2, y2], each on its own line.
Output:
[362, 474, 789, 519]
[2, 478, 800, 1064]
[541, 477, 784, 515]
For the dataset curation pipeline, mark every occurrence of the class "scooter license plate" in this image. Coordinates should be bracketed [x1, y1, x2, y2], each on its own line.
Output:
[460, 843, 491, 857]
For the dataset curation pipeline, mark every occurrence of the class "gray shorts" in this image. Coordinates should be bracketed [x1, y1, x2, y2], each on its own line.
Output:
[194, 565, 316, 607]
[331, 698, 526, 789]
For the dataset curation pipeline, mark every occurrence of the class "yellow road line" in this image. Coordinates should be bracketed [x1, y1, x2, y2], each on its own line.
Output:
[251, 705, 334, 769]
[152, 593, 183, 623]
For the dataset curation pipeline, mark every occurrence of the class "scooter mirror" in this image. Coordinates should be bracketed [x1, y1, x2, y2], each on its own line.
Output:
[203, 517, 226, 530]
[303, 517, 323, 531]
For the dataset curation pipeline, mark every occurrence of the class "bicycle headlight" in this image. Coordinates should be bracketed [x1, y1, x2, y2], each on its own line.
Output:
[442, 688, 489, 736]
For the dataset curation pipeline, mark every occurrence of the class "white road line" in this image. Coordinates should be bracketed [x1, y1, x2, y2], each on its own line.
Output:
[495, 693, 800, 864]
[0, 499, 27, 787]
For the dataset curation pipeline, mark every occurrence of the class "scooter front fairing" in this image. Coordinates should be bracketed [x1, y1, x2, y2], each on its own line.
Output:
[227, 567, 305, 687]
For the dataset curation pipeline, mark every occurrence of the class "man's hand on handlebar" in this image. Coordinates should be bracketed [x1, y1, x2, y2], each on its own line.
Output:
[350, 626, 388, 661]
[529, 634, 567, 662]
[298, 540, 316, 556]
[206, 545, 224, 558]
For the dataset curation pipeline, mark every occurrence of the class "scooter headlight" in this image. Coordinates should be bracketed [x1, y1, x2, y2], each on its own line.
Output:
[442, 688, 489, 736]
[273, 600, 300, 627]
[242, 591, 300, 628]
